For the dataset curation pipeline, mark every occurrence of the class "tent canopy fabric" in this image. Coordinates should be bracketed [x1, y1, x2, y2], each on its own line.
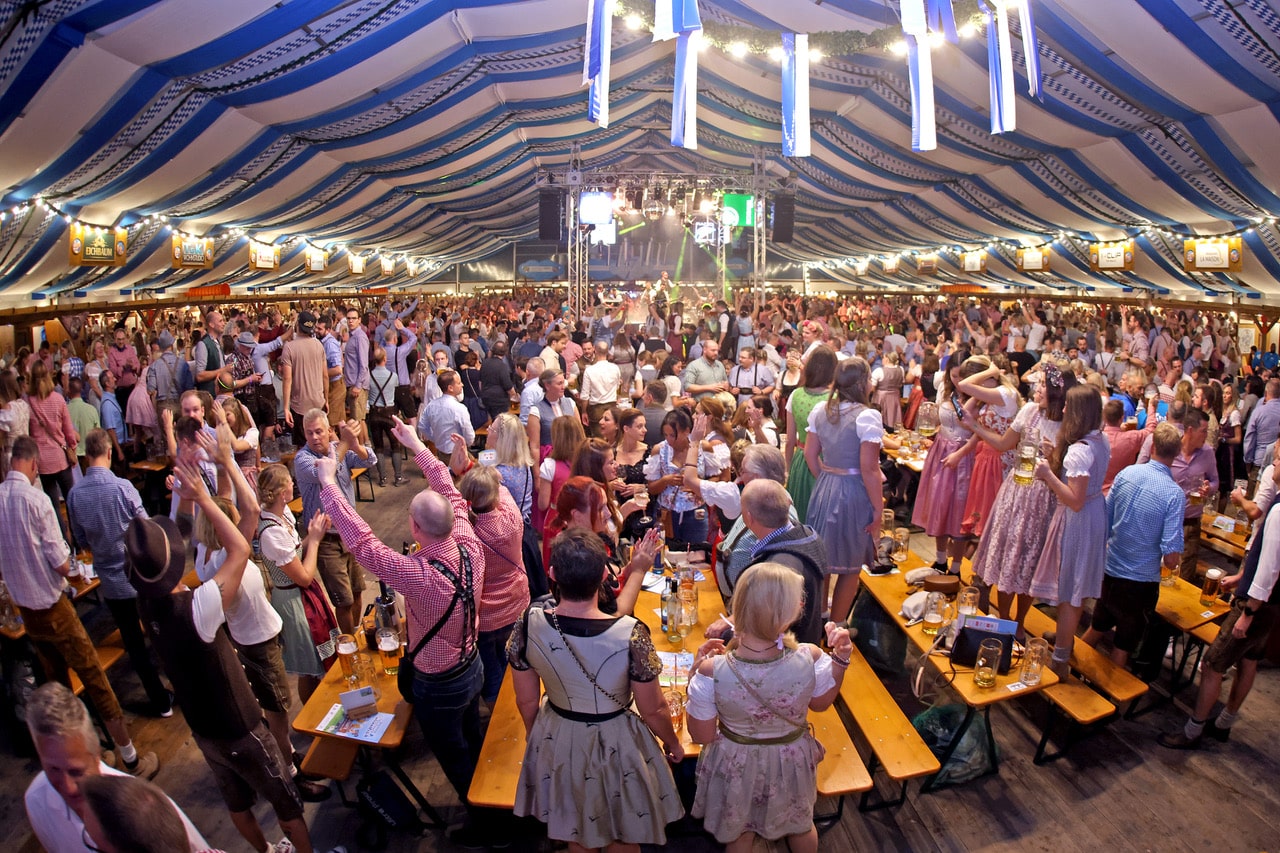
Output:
[2, 0, 1280, 307]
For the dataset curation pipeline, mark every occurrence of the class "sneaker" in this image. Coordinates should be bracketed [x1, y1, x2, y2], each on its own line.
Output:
[294, 775, 331, 802]
[124, 750, 160, 780]
[1157, 730, 1203, 750]
[157, 690, 175, 718]
[271, 840, 296, 853]
[378, 476, 387, 487]
[393, 476, 408, 487]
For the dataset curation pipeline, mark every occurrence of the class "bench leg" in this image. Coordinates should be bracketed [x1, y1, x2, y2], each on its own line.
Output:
[856, 754, 910, 812]
[354, 472, 374, 503]
[812, 793, 845, 829]
[1034, 703, 1074, 765]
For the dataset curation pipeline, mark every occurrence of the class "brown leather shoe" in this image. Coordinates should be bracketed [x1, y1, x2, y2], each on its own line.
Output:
[1157, 730, 1203, 750]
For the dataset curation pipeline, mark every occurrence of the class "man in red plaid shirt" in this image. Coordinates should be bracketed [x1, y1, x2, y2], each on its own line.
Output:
[314, 416, 495, 847]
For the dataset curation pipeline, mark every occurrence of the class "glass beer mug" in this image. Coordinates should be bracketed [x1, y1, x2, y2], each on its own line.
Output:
[1200, 568, 1224, 606]
[1013, 439, 1038, 486]
[974, 638, 1002, 688]
[917, 402, 939, 438]
[892, 527, 910, 563]
[1020, 637, 1049, 686]
[921, 592, 953, 636]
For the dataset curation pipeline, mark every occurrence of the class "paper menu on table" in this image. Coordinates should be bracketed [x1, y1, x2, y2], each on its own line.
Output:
[658, 651, 695, 688]
[317, 703, 394, 743]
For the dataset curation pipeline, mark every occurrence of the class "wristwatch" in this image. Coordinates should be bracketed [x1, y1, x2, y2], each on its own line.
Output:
[1243, 603, 1260, 617]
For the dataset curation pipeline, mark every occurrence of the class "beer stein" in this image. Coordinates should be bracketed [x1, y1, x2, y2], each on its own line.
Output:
[1020, 638, 1049, 686]
[892, 527, 910, 563]
[336, 633, 358, 679]
[1200, 568, 1224, 606]
[974, 638, 1002, 688]
[921, 592, 952, 636]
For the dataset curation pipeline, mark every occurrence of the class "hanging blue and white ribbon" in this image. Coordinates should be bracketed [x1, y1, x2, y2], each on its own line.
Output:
[1011, 0, 1043, 98]
[583, 0, 612, 127]
[900, 0, 939, 152]
[655, 0, 702, 149]
[925, 0, 959, 43]
[983, 0, 1017, 134]
[781, 34, 811, 157]
[904, 35, 937, 152]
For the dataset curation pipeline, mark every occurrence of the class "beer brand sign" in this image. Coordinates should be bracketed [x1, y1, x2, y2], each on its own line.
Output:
[69, 223, 127, 267]
[1017, 246, 1050, 272]
[1089, 239, 1135, 272]
[305, 246, 328, 273]
[882, 257, 900, 274]
[171, 234, 214, 269]
[380, 256, 395, 276]
[1182, 237, 1242, 272]
[916, 255, 938, 275]
[248, 242, 279, 270]
[348, 254, 366, 274]
[961, 251, 987, 273]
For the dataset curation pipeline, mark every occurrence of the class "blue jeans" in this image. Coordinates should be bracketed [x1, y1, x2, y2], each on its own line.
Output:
[409, 654, 484, 805]
[477, 624, 514, 705]
[669, 507, 709, 547]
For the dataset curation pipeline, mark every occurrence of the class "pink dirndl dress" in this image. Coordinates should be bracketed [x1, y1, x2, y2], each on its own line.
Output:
[960, 386, 1018, 538]
[911, 390, 973, 538]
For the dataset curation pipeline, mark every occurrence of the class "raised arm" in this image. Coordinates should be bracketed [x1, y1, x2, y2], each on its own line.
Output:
[176, 458, 249, 611]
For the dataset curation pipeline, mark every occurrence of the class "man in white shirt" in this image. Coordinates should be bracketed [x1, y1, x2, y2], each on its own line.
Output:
[418, 369, 474, 456]
[728, 347, 777, 405]
[517, 356, 545, 425]
[24, 683, 208, 853]
[1022, 303, 1047, 354]
[579, 342, 621, 436]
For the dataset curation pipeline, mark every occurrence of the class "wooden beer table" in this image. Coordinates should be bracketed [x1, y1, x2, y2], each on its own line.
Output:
[292, 647, 444, 827]
[858, 567, 1059, 792]
[0, 574, 102, 641]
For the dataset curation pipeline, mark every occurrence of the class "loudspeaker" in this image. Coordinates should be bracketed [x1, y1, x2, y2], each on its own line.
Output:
[538, 191, 561, 241]
[771, 194, 794, 244]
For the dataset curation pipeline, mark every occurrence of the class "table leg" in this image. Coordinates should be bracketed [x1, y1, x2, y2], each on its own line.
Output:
[387, 755, 446, 829]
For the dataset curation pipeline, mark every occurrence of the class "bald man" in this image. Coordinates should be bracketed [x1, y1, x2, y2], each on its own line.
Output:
[314, 415, 494, 847]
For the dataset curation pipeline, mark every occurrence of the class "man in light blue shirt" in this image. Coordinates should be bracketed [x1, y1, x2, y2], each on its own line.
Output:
[1083, 423, 1184, 667]
[1243, 378, 1280, 472]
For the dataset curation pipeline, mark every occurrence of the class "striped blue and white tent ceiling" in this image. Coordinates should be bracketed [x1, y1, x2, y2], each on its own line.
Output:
[4, 0, 1280, 307]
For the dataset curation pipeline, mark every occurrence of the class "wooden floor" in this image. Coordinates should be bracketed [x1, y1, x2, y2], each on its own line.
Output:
[3, 469, 1278, 852]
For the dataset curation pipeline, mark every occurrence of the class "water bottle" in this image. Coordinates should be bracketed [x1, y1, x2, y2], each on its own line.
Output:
[375, 581, 401, 643]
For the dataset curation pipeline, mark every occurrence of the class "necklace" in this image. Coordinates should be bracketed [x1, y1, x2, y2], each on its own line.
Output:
[737, 637, 778, 654]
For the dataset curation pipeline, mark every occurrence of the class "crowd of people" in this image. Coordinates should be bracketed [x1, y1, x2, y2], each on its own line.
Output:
[1, 283, 1278, 851]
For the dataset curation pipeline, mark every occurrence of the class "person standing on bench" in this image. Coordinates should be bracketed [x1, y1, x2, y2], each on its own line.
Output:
[67, 428, 174, 718]
[126, 459, 319, 853]
[687, 562, 853, 853]
[0, 436, 158, 779]
[293, 409, 375, 635]
[314, 416, 495, 849]
[1160, 478, 1280, 750]
[1082, 423, 1184, 668]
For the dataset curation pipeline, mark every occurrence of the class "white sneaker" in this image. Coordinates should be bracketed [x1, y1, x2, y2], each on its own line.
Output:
[270, 841, 296, 853]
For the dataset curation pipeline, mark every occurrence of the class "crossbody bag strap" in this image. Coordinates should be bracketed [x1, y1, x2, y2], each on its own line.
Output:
[546, 608, 631, 709]
[403, 544, 475, 670]
[723, 651, 808, 732]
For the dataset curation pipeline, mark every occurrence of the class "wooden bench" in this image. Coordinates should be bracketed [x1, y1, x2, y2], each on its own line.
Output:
[811, 704, 874, 826]
[837, 646, 940, 811]
[1020, 606, 1144, 761]
[300, 736, 359, 782]
[350, 467, 374, 502]
[469, 675, 872, 826]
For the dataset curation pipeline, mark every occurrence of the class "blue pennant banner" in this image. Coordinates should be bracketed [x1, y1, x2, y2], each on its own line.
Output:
[781, 33, 811, 157]
[583, 0, 612, 127]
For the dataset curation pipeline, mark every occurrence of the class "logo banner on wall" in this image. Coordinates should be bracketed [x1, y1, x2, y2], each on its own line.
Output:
[1017, 246, 1050, 272]
[381, 256, 395, 276]
[69, 224, 127, 267]
[1089, 239, 1135, 272]
[882, 257, 901, 274]
[1182, 237, 1242, 272]
[248, 242, 279, 270]
[916, 254, 939, 275]
[172, 234, 214, 269]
